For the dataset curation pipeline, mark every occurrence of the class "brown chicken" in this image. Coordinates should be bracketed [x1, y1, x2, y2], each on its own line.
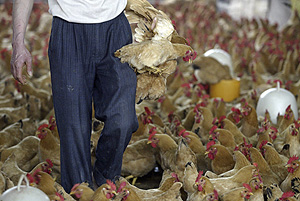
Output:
[70, 182, 94, 201]
[281, 156, 300, 193]
[209, 126, 236, 152]
[278, 105, 295, 132]
[263, 183, 283, 201]
[36, 124, 60, 173]
[121, 138, 157, 185]
[240, 103, 259, 138]
[205, 141, 235, 174]
[1, 135, 40, 172]
[186, 170, 215, 201]
[114, 38, 195, 74]
[0, 120, 23, 151]
[219, 183, 253, 201]
[248, 176, 264, 201]
[249, 147, 280, 185]
[209, 165, 257, 195]
[148, 132, 197, 181]
[261, 143, 289, 183]
[193, 55, 232, 84]
[90, 180, 127, 201]
[222, 118, 246, 145]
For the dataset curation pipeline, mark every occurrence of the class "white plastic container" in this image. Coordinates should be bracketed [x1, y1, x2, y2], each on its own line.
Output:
[256, 82, 298, 124]
[0, 174, 50, 201]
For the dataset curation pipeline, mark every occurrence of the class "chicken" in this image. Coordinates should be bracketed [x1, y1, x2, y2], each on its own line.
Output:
[240, 103, 259, 138]
[249, 147, 280, 185]
[192, 106, 214, 144]
[278, 105, 295, 132]
[148, 132, 197, 181]
[125, 0, 174, 42]
[182, 133, 208, 172]
[70, 182, 94, 201]
[136, 67, 168, 103]
[209, 165, 257, 195]
[121, 138, 157, 185]
[261, 143, 289, 183]
[0, 171, 5, 194]
[274, 122, 300, 158]
[90, 180, 127, 201]
[211, 98, 226, 119]
[263, 183, 283, 201]
[115, 175, 179, 199]
[205, 141, 235, 175]
[193, 55, 232, 84]
[0, 120, 23, 151]
[222, 118, 246, 145]
[219, 183, 253, 201]
[248, 176, 264, 201]
[122, 181, 183, 201]
[186, 171, 215, 201]
[114, 38, 195, 75]
[281, 156, 300, 193]
[183, 161, 199, 195]
[0, 153, 49, 185]
[209, 126, 236, 152]
[211, 150, 251, 178]
[36, 124, 60, 173]
[1, 135, 40, 172]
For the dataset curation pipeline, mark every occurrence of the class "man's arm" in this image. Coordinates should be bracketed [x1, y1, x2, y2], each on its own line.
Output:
[11, 0, 34, 84]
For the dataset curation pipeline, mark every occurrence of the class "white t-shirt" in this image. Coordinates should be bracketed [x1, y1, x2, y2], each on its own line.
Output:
[48, 0, 127, 23]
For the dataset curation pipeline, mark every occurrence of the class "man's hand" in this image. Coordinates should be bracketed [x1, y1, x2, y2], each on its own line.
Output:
[11, 42, 32, 85]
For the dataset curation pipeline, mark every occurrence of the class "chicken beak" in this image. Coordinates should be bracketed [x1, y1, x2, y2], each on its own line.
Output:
[285, 164, 292, 168]
[204, 151, 209, 155]
[70, 191, 75, 195]
[147, 140, 152, 144]
[249, 192, 254, 196]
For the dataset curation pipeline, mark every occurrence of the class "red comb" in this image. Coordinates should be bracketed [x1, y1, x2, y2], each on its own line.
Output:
[209, 126, 218, 134]
[206, 140, 216, 150]
[71, 183, 80, 192]
[38, 124, 49, 131]
[280, 191, 294, 200]
[46, 159, 53, 167]
[288, 155, 299, 164]
[243, 183, 252, 192]
[144, 107, 153, 115]
[196, 170, 203, 182]
[106, 180, 116, 191]
[117, 181, 126, 193]
[259, 140, 268, 150]
[148, 129, 157, 141]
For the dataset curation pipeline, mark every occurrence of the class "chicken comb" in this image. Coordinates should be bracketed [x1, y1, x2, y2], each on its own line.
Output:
[167, 111, 174, 123]
[213, 189, 218, 199]
[26, 173, 35, 184]
[149, 127, 157, 134]
[294, 120, 300, 129]
[219, 116, 226, 122]
[70, 183, 80, 192]
[288, 155, 299, 164]
[181, 83, 191, 89]
[280, 191, 295, 200]
[196, 170, 203, 182]
[259, 140, 268, 150]
[144, 107, 153, 116]
[206, 140, 216, 150]
[106, 179, 116, 191]
[209, 125, 218, 134]
[37, 124, 49, 131]
[14, 80, 21, 93]
[171, 172, 180, 182]
[56, 192, 64, 201]
[178, 129, 189, 138]
[117, 181, 127, 193]
[243, 183, 252, 192]
[148, 128, 157, 141]
[46, 159, 53, 168]
[270, 126, 278, 132]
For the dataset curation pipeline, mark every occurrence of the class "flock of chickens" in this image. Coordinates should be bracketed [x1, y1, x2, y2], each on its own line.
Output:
[1, 0, 300, 200]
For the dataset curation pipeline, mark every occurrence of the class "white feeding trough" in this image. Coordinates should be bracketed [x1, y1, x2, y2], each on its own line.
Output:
[256, 81, 298, 124]
[0, 174, 50, 201]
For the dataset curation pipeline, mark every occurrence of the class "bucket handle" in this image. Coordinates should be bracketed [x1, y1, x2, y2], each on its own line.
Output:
[17, 174, 29, 192]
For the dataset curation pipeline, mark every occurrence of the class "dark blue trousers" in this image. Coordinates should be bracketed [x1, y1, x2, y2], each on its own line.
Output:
[48, 13, 138, 192]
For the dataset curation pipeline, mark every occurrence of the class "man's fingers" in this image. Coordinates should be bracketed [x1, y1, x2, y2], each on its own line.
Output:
[25, 57, 33, 77]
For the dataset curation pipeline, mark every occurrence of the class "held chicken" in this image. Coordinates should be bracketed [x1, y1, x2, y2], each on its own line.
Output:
[114, 38, 195, 75]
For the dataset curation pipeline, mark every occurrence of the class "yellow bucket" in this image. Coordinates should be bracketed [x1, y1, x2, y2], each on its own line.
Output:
[210, 79, 240, 102]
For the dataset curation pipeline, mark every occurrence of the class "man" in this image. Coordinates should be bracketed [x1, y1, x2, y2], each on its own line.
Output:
[10, 0, 138, 192]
